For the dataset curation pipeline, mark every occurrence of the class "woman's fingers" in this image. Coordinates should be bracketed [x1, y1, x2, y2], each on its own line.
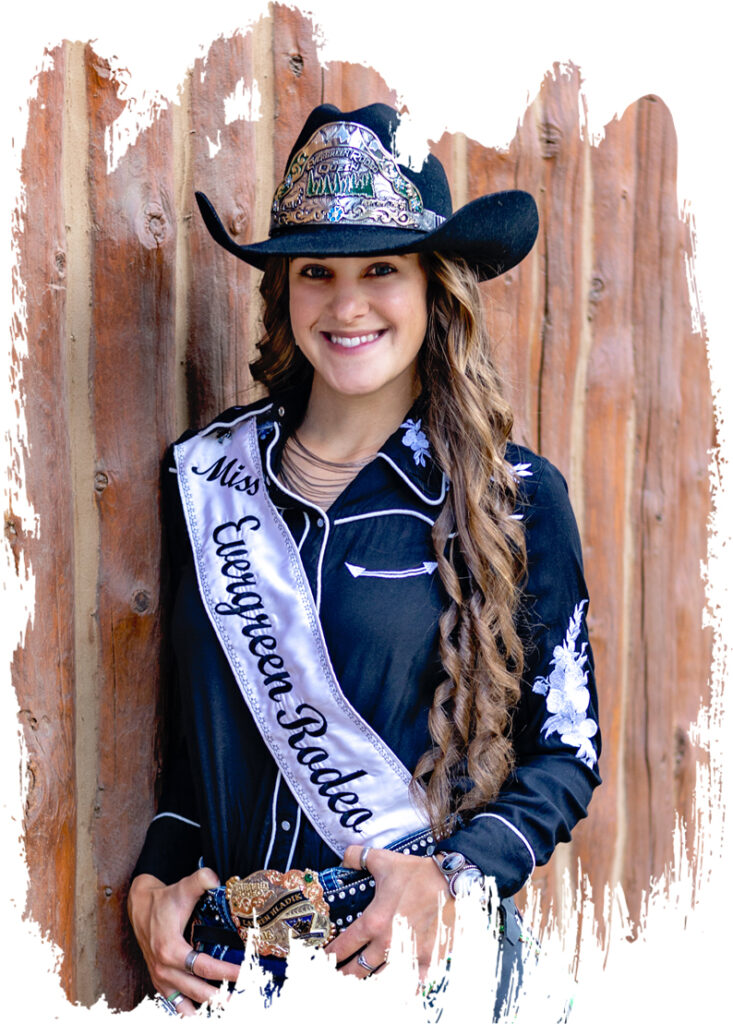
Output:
[344, 944, 388, 978]
[128, 868, 241, 1008]
[159, 990, 198, 1018]
[329, 848, 454, 982]
[179, 949, 240, 984]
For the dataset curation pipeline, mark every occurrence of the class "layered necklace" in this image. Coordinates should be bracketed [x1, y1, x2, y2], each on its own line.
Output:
[279, 431, 378, 509]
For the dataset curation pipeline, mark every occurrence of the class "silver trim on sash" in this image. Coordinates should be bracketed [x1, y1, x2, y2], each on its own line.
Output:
[175, 418, 428, 855]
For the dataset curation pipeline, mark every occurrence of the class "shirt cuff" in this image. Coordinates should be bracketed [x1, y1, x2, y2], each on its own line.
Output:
[434, 813, 536, 898]
[131, 813, 203, 886]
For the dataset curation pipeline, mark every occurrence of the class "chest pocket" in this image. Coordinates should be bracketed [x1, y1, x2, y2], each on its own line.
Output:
[338, 513, 438, 583]
[344, 558, 438, 580]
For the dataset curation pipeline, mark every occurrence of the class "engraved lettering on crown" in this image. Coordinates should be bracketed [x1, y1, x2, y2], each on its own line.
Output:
[269, 121, 445, 234]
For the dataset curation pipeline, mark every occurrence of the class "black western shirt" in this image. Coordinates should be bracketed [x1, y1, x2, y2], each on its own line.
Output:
[134, 392, 601, 898]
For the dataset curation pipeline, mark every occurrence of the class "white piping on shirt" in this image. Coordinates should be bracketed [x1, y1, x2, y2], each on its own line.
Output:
[333, 508, 437, 528]
[263, 770, 282, 870]
[472, 812, 537, 872]
[374, 453, 448, 506]
[297, 509, 311, 552]
[345, 561, 438, 580]
[151, 812, 201, 828]
[264, 423, 330, 611]
[200, 402, 274, 437]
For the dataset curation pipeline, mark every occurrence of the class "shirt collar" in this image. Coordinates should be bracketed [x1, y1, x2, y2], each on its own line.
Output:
[254, 390, 447, 506]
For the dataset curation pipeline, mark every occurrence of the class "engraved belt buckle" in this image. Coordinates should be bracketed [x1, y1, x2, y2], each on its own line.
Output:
[225, 868, 335, 958]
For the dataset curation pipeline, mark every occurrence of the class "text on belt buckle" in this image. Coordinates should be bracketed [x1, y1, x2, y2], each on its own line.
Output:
[225, 868, 334, 958]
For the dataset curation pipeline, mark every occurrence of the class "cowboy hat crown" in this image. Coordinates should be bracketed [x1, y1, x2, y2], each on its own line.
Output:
[195, 102, 538, 280]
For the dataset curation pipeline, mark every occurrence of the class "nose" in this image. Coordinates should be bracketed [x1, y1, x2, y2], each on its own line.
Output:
[327, 278, 369, 323]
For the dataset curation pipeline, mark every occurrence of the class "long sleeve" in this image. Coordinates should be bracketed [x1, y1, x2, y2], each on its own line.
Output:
[434, 453, 601, 897]
[131, 441, 204, 885]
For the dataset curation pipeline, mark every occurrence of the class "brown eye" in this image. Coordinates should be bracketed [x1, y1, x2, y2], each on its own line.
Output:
[300, 264, 331, 279]
[367, 262, 397, 277]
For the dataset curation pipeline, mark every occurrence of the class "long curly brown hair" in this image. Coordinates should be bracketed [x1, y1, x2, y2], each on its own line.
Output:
[251, 254, 527, 837]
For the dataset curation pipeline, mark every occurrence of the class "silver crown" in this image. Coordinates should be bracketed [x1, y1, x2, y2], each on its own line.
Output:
[270, 121, 445, 234]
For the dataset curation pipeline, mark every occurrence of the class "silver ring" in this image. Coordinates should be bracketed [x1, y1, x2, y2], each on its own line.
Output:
[357, 951, 379, 975]
[359, 846, 373, 872]
[169, 991, 185, 1008]
[184, 949, 201, 975]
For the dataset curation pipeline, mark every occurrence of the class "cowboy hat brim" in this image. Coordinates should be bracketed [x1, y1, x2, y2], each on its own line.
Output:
[195, 189, 538, 281]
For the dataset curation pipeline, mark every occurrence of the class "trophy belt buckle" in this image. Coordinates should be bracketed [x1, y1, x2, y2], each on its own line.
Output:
[225, 867, 335, 958]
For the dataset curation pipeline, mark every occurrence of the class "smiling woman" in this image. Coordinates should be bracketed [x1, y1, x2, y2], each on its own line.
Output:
[287, 254, 428, 410]
[124, 100, 601, 1018]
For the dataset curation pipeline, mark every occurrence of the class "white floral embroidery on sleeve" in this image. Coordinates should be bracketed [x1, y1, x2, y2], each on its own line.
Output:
[510, 462, 533, 479]
[400, 418, 431, 467]
[532, 601, 598, 767]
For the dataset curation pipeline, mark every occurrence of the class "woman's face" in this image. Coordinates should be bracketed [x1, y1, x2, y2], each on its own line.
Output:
[288, 253, 428, 404]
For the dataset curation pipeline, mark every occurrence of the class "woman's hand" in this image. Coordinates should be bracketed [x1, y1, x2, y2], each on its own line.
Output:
[128, 869, 240, 1016]
[325, 846, 455, 982]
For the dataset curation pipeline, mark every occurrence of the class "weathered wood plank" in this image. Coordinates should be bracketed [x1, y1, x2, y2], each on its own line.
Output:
[321, 60, 397, 112]
[12, 42, 76, 999]
[623, 94, 683, 917]
[187, 31, 261, 425]
[270, 4, 323, 179]
[573, 101, 638, 907]
[672, 214, 713, 829]
[533, 64, 589, 483]
[84, 44, 178, 1007]
[465, 94, 546, 450]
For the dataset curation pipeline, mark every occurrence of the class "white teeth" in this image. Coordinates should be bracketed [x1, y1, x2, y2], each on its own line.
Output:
[328, 331, 381, 348]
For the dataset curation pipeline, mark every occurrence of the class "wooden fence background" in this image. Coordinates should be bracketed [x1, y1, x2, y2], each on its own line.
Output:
[10, 4, 713, 1010]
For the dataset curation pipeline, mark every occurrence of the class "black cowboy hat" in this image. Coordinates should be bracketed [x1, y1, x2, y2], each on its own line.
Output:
[195, 103, 538, 281]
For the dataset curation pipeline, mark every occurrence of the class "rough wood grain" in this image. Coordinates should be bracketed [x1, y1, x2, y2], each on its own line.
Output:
[84, 44, 178, 1006]
[574, 100, 638, 908]
[187, 30, 260, 424]
[11, 43, 76, 999]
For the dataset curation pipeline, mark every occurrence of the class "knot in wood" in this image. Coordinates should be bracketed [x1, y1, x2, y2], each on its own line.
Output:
[94, 471, 109, 493]
[144, 202, 168, 247]
[288, 53, 304, 77]
[674, 726, 688, 778]
[54, 250, 67, 278]
[587, 275, 605, 319]
[230, 206, 249, 239]
[132, 589, 151, 614]
[539, 122, 562, 159]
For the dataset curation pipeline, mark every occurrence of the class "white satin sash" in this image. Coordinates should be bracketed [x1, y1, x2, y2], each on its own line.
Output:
[175, 415, 428, 855]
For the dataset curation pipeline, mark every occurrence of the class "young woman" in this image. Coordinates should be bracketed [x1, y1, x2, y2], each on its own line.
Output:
[128, 102, 601, 1017]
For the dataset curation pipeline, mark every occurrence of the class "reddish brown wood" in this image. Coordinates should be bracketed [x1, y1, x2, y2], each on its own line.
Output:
[271, 4, 323, 181]
[465, 96, 545, 448]
[84, 44, 178, 1007]
[533, 65, 589, 478]
[572, 102, 638, 911]
[622, 94, 685, 918]
[321, 61, 397, 112]
[188, 30, 260, 424]
[11, 43, 76, 1000]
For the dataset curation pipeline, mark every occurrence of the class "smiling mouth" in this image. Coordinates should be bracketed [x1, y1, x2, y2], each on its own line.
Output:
[323, 330, 384, 349]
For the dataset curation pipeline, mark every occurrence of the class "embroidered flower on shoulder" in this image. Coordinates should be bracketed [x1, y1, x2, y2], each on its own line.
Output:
[257, 420, 275, 440]
[510, 462, 533, 479]
[401, 418, 431, 467]
[532, 601, 598, 768]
